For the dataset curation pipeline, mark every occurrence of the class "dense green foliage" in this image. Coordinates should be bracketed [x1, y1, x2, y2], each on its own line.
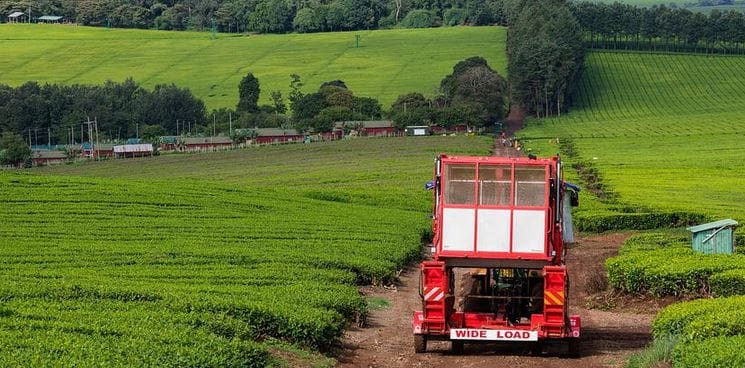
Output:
[1, 136, 493, 366]
[572, 2, 745, 54]
[506, 0, 584, 117]
[605, 233, 745, 296]
[388, 56, 508, 128]
[0, 0, 505, 33]
[0, 24, 506, 110]
[0, 79, 205, 144]
[0, 132, 31, 166]
[653, 296, 745, 367]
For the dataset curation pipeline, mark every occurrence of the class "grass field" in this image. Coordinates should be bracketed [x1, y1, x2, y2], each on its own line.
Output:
[0, 136, 492, 366]
[521, 51, 745, 223]
[0, 24, 506, 109]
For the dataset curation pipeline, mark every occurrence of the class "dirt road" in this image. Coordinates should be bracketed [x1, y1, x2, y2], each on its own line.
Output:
[337, 232, 652, 368]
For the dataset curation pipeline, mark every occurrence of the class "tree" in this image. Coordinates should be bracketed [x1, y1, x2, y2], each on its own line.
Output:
[292, 92, 326, 120]
[271, 91, 287, 114]
[391, 92, 430, 114]
[237, 72, 260, 113]
[141, 125, 166, 143]
[400, 9, 439, 28]
[248, 0, 292, 33]
[0, 132, 31, 167]
[441, 58, 508, 124]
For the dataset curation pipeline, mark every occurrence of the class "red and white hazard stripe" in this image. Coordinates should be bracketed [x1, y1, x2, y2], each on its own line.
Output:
[423, 286, 445, 302]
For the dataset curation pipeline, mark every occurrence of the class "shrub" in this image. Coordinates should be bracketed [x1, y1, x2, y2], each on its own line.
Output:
[672, 335, 745, 368]
[399, 10, 439, 28]
[443, 8, 467, 26]
[710, 269, 745, 296]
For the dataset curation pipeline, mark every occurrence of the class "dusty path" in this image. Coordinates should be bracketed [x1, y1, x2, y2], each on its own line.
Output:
[337, 232, 652, 368]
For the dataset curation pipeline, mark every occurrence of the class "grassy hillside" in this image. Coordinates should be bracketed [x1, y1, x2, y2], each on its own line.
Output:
[0, 136, 492, 366]
[521, 51, 745, 223]
[0, 24, 506, 109]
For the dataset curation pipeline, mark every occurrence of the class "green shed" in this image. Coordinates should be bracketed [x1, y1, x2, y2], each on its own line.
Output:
[687, 219, 739, 255]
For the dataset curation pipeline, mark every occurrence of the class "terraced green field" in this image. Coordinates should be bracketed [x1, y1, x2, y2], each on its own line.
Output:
[0, 136, 493, 366]
[521, 51, 745, 367]
[522, 51, 745, 223]
[0, 24, 506, 109]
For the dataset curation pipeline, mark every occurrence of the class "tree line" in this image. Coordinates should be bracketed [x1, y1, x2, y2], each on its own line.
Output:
[0, 0, 506, 33]
[506, 0, 584, 118]
[572, 1, 745, 54]
[0, 80, 205, 145]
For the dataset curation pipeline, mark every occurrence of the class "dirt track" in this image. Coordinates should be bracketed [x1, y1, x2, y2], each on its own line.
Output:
[337, 233, 652, 368]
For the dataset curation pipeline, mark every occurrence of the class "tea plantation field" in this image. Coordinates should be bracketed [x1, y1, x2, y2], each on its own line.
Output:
[522, 51, 745, 224]
[0, 24, 506, 109]
[0, 136, 492, 366]
[520, 51, 745, 367]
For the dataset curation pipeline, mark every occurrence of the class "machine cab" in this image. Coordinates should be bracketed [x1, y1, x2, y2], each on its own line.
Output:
[433, 155, 564, 265]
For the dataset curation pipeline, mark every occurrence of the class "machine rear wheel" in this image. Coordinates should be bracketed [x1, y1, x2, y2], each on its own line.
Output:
[414, 335, 427, 353]
[451, 340, 464, 355]
[568, 338, 581, 358]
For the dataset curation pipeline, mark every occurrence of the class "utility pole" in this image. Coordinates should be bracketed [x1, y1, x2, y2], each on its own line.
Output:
[34, 128, 38, 146]
[27, 128, 31, 147]
[176, 119, 179, 136]
[213, 115, 216, 137]
[83, 118, 95, 159]
[136, 123, 139, 139]
[229, 112, 232, 134]
[47, 127, 51, 147]
[94, 117, 99, 160]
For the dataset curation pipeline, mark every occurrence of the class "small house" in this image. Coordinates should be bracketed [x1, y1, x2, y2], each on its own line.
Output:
[405, 125, 431, 136]
[335, 121, 397, 137]
[181, 136, 233, 151]
[7, 11, 26, 23]
[254, 128, 304, 144]
[31, 150, 66, 166]
[81, 143, 115, 158]
[37, 15, 63, 24]
[687, 219, 739, 255]
[113, 143, 154, 158]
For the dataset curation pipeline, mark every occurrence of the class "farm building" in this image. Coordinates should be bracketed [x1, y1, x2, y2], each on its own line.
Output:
[81, 143, 115, 159]
[405, 126, 431, 136]
[181, 136, 233, 151]
[37, 15, 63, 24]
[113, 143, 154, 158]
[431, 124, 468, 134]
[253, 129, 304, 144]
[159, 136, 179, 151]
[335, 121, 398, 137]
[31, 150, 66, 166]
[7, 11, 26, 23]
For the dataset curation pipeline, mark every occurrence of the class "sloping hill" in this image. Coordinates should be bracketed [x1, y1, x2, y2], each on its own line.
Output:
[0, 25, 506, 109]
[522, 51, 745, 222]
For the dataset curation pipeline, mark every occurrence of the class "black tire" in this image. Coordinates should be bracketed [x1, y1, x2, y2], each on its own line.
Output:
[530, 342, 544, 356]
[451, 340, 464, 355]
[568, 338, 581, 358]
[414, 335, 427, 354]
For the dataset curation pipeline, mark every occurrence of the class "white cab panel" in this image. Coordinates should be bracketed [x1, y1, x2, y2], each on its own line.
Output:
[512, 210, 546, 253]
[442, 208, 475, 252]
[476, 209, 511, 252]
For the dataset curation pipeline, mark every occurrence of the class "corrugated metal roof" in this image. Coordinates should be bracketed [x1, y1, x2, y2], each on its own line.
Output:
[182, 136, 233, 144]
[687, 219, 739, 233]
[38, 15, 62, 20]
[32, 150, 66, 159]
[255, 128, 301, 137]
[335, 120, 394, 129]
[8, 11, 24, 18]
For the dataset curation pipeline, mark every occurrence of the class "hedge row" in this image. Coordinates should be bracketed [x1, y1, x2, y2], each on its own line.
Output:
[653, 296, 745, 367]
[574, 211, 705, 233]
[606, 233, 745, 296]
[672, 335, 745, 368]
